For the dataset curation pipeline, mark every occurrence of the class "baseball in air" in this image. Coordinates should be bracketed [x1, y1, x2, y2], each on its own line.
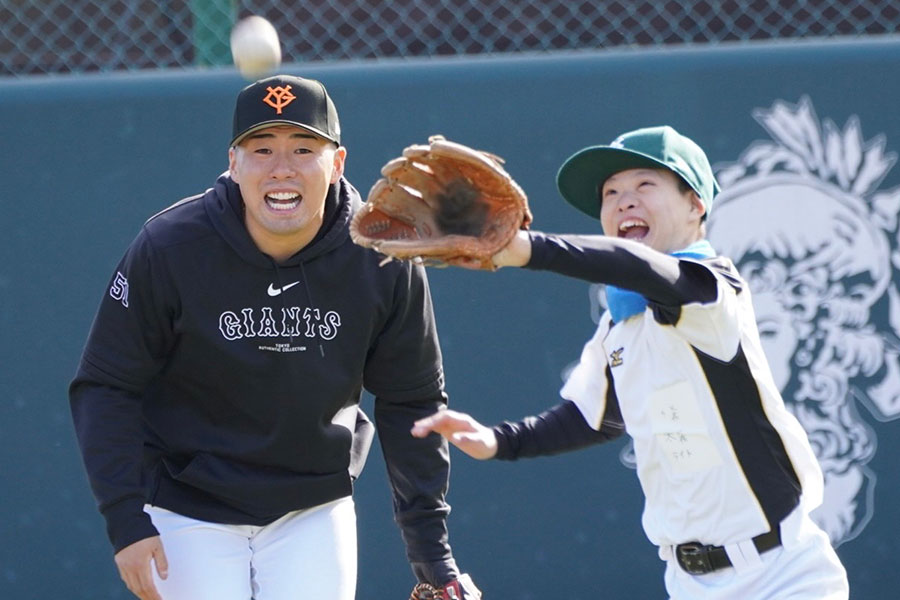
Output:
[230, 16, 282, 80]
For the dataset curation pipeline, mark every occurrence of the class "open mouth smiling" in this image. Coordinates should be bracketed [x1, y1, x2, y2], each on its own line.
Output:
[265, 191, 301, 211]
[619, 218, 649, 240]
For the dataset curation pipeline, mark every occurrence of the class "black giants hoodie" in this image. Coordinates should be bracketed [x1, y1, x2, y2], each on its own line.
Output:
[70, 174, 459, 584]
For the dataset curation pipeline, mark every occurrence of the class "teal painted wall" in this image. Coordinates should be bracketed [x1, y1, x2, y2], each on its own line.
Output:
[3, 37, 899, 598]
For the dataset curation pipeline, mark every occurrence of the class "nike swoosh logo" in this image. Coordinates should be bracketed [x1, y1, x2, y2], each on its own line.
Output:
[267, 281, 300, 297]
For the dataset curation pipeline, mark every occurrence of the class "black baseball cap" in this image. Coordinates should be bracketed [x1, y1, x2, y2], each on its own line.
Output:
[230, 74, 341, 147]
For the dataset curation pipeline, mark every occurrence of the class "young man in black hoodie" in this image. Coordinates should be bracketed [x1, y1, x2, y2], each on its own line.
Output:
[70, 75, 479, 600]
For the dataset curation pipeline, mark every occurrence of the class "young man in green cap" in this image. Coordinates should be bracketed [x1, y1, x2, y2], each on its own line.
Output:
[412, 126, 849, 598]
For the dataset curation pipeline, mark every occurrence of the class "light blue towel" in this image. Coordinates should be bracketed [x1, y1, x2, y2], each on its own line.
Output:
[606, 240, 716, 323]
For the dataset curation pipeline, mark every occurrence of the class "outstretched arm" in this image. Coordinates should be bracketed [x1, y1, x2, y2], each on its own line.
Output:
[493, 230, 718, 307]
[412, 400, 624, 461]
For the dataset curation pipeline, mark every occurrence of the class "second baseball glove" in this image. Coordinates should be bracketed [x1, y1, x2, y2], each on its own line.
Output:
[350, 135, 532, 270]
[409, 573, 482, 600]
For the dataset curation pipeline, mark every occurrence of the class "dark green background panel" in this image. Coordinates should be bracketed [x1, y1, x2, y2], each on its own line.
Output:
[2, 38, 899, 598]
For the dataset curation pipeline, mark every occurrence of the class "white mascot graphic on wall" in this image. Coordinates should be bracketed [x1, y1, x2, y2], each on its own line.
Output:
[708, 97, 900, 546]
[589, 97, 900, 547]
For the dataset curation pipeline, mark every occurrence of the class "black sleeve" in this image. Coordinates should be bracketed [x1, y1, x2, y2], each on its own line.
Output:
[69, 381, 160, 551]
[69, 228, 175, 552]
[375, 390, 458, 586]
[493, 400, 625, 461]
[525, 231, 718, 306]
[365, 262, 459, 586]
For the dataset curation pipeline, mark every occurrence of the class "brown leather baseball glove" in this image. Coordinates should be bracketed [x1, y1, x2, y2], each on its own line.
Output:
[350, 135, 532, 270]
[409, 573, 482, 600]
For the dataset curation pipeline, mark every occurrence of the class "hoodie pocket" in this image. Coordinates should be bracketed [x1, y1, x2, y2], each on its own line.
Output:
[162, 453, 352, 519]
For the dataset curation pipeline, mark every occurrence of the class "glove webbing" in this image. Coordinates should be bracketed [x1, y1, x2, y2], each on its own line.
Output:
[409, 582, 460, 600]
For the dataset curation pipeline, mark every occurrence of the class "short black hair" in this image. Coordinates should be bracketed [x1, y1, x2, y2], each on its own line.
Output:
[675, 175, 693, 194]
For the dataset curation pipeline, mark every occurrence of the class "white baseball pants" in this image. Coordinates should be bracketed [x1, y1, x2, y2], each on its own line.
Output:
[144, 496, 357, 600]
[662, 505, 848, 599]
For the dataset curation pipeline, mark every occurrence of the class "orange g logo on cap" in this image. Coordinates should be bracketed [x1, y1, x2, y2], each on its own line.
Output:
[230, 75, 341, 147]
[262, 85, 297, 115]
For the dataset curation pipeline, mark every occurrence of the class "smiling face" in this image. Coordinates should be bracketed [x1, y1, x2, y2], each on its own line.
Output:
[229, 124, 346, 261]
[599, 168, 706, 253]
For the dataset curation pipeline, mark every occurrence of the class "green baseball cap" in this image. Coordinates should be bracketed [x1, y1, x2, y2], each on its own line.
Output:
[556, 125, 720, 220]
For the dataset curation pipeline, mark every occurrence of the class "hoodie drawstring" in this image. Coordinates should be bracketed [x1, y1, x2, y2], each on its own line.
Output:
[299, 261, 325, 358]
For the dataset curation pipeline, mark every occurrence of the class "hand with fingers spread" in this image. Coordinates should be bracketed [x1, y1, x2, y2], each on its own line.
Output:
[412, 409, 498, 460]
[114, 536, 168, 600]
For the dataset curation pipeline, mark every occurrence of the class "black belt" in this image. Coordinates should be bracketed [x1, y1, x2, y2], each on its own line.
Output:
[675, 528, 782, 575]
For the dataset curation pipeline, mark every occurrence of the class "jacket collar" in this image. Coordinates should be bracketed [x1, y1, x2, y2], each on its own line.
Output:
[206, 172, 361, 268]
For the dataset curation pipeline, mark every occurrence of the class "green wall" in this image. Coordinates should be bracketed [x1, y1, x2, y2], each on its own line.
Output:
[2, 37, 900, 598]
